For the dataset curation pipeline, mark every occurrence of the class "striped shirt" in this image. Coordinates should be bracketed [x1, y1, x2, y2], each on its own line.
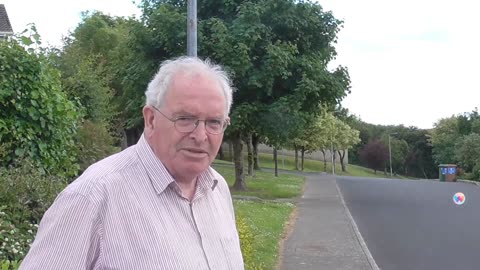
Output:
[20, 134, 244, 270]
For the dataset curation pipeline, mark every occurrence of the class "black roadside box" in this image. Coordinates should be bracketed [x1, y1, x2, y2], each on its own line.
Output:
[439, 164, 457, 182]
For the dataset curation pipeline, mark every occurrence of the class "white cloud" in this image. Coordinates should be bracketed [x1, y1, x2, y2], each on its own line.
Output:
[322, 0, 480, 129]
[2, 0, 141, 46]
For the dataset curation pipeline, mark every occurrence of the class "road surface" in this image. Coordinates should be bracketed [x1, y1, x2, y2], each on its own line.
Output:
[337, 176, 480, 270]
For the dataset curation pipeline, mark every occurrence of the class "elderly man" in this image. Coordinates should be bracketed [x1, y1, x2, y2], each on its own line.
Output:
[20, 57, 244, 270]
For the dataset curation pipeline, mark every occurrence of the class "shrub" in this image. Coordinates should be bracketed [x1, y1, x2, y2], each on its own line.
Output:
[0, 159, 67, 262]
[472, 164, 480, 181]
[0, 28, 81, 177]
[75, 120, 119, 172]
[0, 259, 21, 270]
[0, 209, 37, 263]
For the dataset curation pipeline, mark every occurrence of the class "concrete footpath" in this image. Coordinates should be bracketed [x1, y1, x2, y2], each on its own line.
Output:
[280, 174, 379, 270]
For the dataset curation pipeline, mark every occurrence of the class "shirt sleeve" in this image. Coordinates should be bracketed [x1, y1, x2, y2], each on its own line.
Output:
[19, 191, 102, 270]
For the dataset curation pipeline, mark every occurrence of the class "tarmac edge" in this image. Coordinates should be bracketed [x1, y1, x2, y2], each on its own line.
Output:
[335, 179, 380, 270]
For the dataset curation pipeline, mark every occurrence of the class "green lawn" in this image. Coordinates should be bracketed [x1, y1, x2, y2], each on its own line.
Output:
[217, 152, 416, 179]
[211, 163, 304, 270]
[234, 200, 294, 270]
[213, 165, 304, 199]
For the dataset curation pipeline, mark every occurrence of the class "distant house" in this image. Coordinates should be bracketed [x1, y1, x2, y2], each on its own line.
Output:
[0, 4, 13, 40]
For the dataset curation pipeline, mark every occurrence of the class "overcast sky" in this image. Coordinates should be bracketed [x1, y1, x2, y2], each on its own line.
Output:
[3, 0, 479, 129]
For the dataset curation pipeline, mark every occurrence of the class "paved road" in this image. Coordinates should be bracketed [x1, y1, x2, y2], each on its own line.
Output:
[337, 176, 480, 270]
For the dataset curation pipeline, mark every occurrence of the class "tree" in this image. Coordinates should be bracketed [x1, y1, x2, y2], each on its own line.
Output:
[291, 112, 332, 172]
[129, 0, 349, 189]
[55, 12, 135, 169]
[430, 116, 460, 164]
[389, 138, 409, 175]
[336, 121, 361, 172]
[455, 133, 480, 172]
[260, 101, 305, 176]
[0, 29, 80, 177]
[359, 140, 388, 174]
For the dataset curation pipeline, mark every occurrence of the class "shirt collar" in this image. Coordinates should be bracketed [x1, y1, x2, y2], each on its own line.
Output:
[135, 133, 219, 196]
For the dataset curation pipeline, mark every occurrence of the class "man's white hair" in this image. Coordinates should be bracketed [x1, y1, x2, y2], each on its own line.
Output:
[145, 56, 234, 115]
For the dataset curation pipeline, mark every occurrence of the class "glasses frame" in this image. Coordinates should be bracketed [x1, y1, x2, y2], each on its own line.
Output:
[151, 106, 229, 135]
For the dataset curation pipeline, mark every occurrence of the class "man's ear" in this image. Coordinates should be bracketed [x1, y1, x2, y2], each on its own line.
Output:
[143, 106, 155, 134]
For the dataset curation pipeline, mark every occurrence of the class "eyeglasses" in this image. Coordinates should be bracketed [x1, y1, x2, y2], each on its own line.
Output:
[151, 106, 229, 135]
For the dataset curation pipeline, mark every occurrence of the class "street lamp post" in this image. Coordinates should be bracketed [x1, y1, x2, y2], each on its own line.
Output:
[388, 133, 398, 177]
[187, 0, 197, 57]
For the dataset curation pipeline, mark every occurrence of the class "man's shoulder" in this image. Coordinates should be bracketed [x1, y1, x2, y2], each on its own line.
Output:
[65, 146, 141, 199]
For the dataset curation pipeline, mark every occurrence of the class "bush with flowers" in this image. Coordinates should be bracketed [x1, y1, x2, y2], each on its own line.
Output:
[0, 158, 67, 266]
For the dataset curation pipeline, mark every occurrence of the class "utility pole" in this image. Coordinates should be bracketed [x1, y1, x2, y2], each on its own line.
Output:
[389, 134, 392, 177]
[331, 141, 335, 175]
[187, 0, 197, 57]
[388, 133, 398, 177]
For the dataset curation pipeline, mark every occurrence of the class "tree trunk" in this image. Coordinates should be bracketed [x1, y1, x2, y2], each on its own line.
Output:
[422, 168, 428, 179]
[294, 144, 299, 171]
[338, 150, 347, 172]
[229, 141, 234, 162]
[246, 134, 254, 176]
[273, 147, 278, 177]
[217, 143, 225, 160]
[321, 149, 327, 172]
[232, 134, 246, 190]
[331, 149, 336, 174]
[120, 129, 129, 150]
[301, 147, 305, 171]
[252, 134, 260, 170]
[125, 127, 142, 147]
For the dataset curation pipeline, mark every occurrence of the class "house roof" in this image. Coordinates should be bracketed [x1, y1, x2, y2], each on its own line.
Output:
[0, 4, 13, 33]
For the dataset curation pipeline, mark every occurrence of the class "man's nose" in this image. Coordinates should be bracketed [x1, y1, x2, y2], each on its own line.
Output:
[189, 120, 208, 142]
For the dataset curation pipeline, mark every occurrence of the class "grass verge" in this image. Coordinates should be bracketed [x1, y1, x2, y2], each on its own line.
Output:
[212, 164, 304, 270]
[213, 165, 304, 200]
[234, 200, 295, 270]
[217, 152, 416, 179]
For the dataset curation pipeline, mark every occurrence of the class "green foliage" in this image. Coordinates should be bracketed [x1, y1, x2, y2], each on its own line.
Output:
[1, 260, 21, 270]
[0, 29, 81, 177]
[56, 11, 133, 135]
[454, 133, 480, 172]
[0, 159, 67, 262]
[294, 110, 359, 159]
[345, 113, 437, 179]
[430, 109, 480, 176]
[59, 55, 114, 123]
[0, 209, 36, 263]
[75, 120, 119, 172]
[380, 135, 409, 175]
[260, 101, 305, 148]
[472, 164, 480, 181]
[430, 116, 459, 165]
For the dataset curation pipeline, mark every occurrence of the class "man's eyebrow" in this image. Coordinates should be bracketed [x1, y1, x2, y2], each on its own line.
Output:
[171, 110, 195, 117]
[172, 110, 224, 119]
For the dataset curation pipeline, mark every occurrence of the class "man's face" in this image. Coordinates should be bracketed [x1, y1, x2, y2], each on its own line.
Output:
[144, 72, 227, 181]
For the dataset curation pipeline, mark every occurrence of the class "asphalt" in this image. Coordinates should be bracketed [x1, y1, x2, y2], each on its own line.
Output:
[337, 176, 480, 270]
[280, 174, 378, 270]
